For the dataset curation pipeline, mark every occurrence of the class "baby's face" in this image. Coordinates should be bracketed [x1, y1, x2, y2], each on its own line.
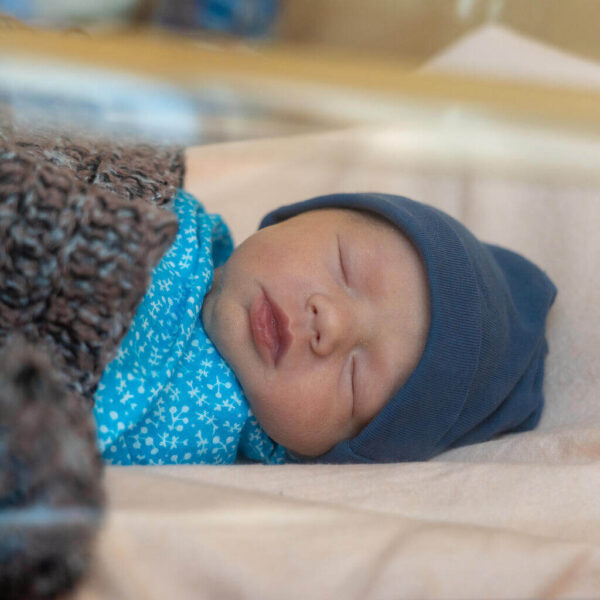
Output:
[202, 208, 430, 457]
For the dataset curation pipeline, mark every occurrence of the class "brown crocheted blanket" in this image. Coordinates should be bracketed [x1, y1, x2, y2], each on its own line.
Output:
[0, 105, 185, 598]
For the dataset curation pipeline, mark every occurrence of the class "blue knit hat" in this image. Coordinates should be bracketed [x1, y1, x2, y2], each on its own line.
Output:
[259, 193, 557, 463]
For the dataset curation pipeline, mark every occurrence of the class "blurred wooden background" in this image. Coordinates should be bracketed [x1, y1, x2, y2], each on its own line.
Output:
[3, 0, 600, 65]
[2, 0, 600, 146]
[278, 0, 600, 65]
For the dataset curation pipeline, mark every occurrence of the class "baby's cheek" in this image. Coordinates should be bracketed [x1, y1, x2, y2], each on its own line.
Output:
[243, 236, 285, 271]
[246, 386, 300, 440]
[269, 387, 341, 450]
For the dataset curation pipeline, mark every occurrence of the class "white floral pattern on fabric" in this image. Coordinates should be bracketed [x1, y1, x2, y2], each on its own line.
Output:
[93, 190, 288, 465]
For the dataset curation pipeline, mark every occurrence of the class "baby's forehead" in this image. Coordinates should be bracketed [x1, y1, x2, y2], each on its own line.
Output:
[294, 206, 401, 235]
[304, 208, 417, 259]
[281, 207, 422, 278]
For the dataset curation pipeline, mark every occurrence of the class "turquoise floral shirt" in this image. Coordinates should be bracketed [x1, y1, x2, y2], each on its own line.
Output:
[93, 190, 288, 465]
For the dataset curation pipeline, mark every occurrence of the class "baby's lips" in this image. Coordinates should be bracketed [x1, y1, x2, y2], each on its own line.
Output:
[249, 290, 287, 366]
[249, 293, 276, 365]
[266, 292, 291, 365]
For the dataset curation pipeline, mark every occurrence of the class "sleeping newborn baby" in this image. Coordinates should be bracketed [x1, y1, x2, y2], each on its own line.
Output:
[93, 190, 557, 465]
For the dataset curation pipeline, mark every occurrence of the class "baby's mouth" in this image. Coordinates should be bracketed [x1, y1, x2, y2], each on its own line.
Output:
[249, 290, 291, 366]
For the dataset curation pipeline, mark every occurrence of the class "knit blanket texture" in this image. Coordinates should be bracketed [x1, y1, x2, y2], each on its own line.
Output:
[0, 107, 184, 599]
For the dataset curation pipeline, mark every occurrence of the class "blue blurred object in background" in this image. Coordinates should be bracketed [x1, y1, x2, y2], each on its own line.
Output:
[0, 0, 32, 20]
[0, 0, 279, 38]
[156, 0, 279, 37]
[201, 0, 279, 36]
[0, 0, 139, 25]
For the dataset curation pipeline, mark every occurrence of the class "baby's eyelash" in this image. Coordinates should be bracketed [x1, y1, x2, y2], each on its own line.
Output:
[351, 355, 356, 399]
[337, 235, 348, 283]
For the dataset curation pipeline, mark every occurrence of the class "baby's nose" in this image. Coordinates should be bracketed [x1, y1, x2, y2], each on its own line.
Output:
[307, 293, 354, 357]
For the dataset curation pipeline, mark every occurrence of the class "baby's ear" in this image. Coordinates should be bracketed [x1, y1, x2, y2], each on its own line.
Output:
[0, 336, 105, 600]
